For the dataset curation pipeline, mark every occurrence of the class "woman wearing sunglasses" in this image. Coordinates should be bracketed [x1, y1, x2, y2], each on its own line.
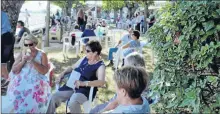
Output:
[47, 40, 106, 113]
[6, 34, 51, 113]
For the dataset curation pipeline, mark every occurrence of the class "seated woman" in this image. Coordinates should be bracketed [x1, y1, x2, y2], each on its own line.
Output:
[7, 34, 51, 113]
[47, 40, 106, 113]
[90, 52, 146, 113]
[110, 66, 150, 113]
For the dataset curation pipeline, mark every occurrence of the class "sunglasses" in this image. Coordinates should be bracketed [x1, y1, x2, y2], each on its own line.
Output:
[86, 49, 92, 53]
[24, 43, 34, 47]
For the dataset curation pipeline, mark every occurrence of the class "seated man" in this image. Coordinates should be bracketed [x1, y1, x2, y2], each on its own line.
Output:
[121, 30, 141, 58]
[16, 20, 30, 43]
[106, 28, 133, 67]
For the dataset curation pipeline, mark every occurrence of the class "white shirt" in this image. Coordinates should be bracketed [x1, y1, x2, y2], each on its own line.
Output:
[135, 17, 139, 24]
[137, 15, 142, 23]
[126, 19, 132, 25]
[132, 18, 136, 25]
[141, 15, 144, 21]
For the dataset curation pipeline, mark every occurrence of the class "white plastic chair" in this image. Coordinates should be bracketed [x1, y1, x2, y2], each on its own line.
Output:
[55, 84, 95, 113]
[79, 36, 99, 52]
[62, 32, 83, 57]
[14, 32, 28, 49]
[113, 46, 143, 70]
[49, 26, 61, 42]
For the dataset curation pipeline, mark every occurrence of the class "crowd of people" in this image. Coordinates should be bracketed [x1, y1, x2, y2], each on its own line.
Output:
[1, 8, 152, 113]
[116, 11, 156, 33]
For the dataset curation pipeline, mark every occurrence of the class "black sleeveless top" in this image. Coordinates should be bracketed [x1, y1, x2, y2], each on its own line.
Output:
[59, 57, 104, 100]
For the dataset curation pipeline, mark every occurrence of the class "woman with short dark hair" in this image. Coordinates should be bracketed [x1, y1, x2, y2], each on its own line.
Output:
[47, 40, 106, 113]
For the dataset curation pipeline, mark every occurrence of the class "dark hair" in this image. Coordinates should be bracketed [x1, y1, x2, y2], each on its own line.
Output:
[17, 20, 24, 26]
[86, 40, 102, 55]
[132, 30, 140, 39]
[74, 25, 79, 29]
[114, 66, 149, 99]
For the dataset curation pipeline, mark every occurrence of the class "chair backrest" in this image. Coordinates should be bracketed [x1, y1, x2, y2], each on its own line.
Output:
[81, 36, 99, 44]
[45, 62, 55, 87]
[18, 32, 29, 48]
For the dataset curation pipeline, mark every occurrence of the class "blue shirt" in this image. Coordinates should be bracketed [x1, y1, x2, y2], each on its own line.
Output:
[18, 27, 30, 38]
[1, 11, 11, 35]
[81, 29, 96, 44]
[120, 34, 132, 46]
[111, 96, 150, 113]
[123, 40, 140, 57]
[81, 29, 96, 37]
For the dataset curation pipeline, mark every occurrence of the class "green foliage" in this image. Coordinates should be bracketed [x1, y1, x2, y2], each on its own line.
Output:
[51, 1, 67, 8]
[147, 1, 220, 113]
[102, 0, 125, 11]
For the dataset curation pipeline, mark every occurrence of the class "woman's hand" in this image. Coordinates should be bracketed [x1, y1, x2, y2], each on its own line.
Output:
[74, 80, 85, 89]
[22, 54, 34, 62]
[55, 73, 64, 84]
[22, 55, 29, 62]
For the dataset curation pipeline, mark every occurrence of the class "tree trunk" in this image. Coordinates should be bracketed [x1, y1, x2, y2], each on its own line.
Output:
[66, 0, 73, 16]
[1, 0, 25, 34]
[114, 9, 117, 23]
[144, 3, 149, 33]
[128, 7, 132, 18]
[120, 8, 123, 19]
[45, 1, 50, 47]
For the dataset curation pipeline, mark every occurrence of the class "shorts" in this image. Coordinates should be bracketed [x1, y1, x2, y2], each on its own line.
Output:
[1, 32, 15, 63]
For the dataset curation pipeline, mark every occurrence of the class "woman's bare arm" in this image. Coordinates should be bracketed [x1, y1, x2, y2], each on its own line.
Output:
[11, 52, 26, 74]
[31, 52, 48, 75]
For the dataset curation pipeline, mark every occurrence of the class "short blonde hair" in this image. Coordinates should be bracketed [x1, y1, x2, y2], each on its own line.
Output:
[114, 66, 149, 99]
[23, 34, 38, 45]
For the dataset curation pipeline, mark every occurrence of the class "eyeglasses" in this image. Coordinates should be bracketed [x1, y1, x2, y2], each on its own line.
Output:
[24, 43, 34, 47]
[86, 49, 92, 53]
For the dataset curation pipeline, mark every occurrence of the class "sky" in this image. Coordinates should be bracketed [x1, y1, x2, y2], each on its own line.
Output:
[20, 1, 61, 13]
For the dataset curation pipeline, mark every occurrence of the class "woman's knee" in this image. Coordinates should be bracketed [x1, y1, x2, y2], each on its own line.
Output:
[51, 92, 61, 104]
[68, 100, 80, 108]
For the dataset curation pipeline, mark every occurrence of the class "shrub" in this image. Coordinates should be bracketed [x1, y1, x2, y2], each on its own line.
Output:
[147, 1, 220, 113]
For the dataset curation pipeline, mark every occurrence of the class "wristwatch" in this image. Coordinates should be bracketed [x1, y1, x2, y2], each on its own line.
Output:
[85, 81, 90, 87]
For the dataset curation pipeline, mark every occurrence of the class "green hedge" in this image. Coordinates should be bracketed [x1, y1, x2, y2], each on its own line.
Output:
[147, 1, 220, 113]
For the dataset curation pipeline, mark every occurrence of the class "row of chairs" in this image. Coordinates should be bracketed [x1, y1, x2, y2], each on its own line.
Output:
[62, 29, 117, 58]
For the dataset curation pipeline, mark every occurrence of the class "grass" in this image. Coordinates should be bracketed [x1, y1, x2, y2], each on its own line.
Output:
[6, 30, 155, 113]
[47, 40, 154, 113]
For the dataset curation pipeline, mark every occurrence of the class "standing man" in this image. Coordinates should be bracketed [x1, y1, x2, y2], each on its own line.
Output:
[25, 9, 30, 27]
[1, 11, 15, 79]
